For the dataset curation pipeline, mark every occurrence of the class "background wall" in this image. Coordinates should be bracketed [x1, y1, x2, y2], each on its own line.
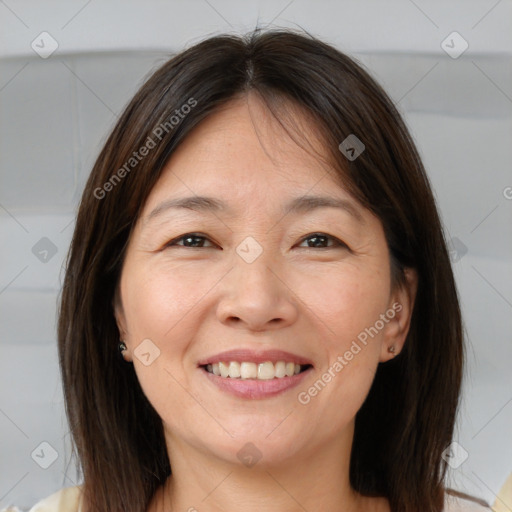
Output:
[1, 0, 511, 510]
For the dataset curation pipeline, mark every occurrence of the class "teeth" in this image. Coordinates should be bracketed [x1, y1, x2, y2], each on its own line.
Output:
[240, 362, 257, 379]
[205, 360, 308, 379]
[228, 361, 241, 378]
[258, 361, 274, 380]
[219, 361, 229, 378]
[275, 361, 286, 378]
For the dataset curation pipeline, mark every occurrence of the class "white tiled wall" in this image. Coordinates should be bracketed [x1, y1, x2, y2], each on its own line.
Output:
[1, 1, 511, 510]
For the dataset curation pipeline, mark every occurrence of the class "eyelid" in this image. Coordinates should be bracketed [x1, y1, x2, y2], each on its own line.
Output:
[296, 233, 349, 249]
[163, 233, 217, 249]
[164, 232, 349, 250]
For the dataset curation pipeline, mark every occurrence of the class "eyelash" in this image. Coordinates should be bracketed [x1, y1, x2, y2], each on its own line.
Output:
[164, 232, 349, 250]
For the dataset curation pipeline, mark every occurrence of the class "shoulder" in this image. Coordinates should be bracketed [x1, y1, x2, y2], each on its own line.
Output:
[27, 486, 82, 512]
[444, 491, 492, 511]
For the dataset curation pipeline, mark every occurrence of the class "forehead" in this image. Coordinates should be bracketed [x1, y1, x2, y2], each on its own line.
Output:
[143, 94, 352, 211]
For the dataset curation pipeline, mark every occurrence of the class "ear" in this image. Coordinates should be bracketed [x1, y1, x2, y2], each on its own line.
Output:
[380, 267, 418, 362]
[113, 287, 131, 361]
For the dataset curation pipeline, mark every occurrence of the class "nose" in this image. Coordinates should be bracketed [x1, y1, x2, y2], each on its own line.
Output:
[216, 253, 299, 332]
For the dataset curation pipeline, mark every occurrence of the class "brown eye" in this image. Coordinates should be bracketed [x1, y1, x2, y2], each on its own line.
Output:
[298, 233, 348, 249]
[165, 233, 215, 248]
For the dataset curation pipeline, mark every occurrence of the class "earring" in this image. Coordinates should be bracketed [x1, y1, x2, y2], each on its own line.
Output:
[388, 345, 396, 354]
[118, 341, 127, 354]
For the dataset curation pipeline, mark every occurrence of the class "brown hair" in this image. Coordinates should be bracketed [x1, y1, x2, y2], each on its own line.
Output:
[58, 29, 464, 512]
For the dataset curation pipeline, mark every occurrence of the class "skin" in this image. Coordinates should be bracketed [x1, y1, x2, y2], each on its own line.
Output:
[115, 92, 417, 512]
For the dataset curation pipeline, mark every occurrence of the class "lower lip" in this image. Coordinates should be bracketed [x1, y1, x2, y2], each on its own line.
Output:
[201, 367, 313, 399]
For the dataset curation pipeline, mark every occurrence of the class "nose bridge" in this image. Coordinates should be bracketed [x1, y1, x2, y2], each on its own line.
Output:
[232, 235, 281, 300]
[216, 234, 297, 330]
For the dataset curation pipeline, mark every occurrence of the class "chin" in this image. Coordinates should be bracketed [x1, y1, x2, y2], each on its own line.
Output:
[200, 421, 307, 468]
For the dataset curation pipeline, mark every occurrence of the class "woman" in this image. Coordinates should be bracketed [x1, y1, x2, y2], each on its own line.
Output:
[23, 29, 491, 511]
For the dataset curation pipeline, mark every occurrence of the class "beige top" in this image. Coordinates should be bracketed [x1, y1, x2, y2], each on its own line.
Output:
[28, 487, 82, 512]
[0, 486, 495, 512]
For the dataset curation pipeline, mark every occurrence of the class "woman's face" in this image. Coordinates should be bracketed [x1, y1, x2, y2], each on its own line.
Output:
[115, 94, 415, 469]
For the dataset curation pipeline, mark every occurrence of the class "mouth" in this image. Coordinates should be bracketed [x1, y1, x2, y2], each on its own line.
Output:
[197, 348, 314, 399]
[200, 361, 313, 380]
[197, 348, 314, 380]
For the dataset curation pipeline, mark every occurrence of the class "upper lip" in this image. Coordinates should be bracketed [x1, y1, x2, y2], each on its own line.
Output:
[197, 348, 314, 367]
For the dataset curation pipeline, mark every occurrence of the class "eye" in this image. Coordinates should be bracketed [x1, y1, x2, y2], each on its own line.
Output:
[164, 233, 216, 249]
[297, 233, 348, 249]
[163, 232, 348, 250]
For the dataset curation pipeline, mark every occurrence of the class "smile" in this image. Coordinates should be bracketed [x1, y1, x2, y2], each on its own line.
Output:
[203, 361, 312, 380]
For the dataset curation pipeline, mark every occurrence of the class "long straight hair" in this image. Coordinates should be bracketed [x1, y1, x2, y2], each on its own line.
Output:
[58, 29, 464, 512]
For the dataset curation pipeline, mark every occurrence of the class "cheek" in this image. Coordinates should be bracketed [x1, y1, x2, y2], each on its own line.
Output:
[121, 262, 216, 340]
[295, 273, 387, 434]
[299, 263, 391, 347]
[132, 356, 199, 440]
[292, 263, 390, 412]
[119, 262, 217, 411]
[313, 269, 389, 411]
[120, 265, 210, 428]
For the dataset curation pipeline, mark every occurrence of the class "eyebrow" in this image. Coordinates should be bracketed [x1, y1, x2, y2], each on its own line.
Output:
[145, 194, 365, 224]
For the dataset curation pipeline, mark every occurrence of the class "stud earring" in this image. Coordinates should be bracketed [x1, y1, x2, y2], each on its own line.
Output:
[118, 341, 127, 355]
[388, 345, 396, 354]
